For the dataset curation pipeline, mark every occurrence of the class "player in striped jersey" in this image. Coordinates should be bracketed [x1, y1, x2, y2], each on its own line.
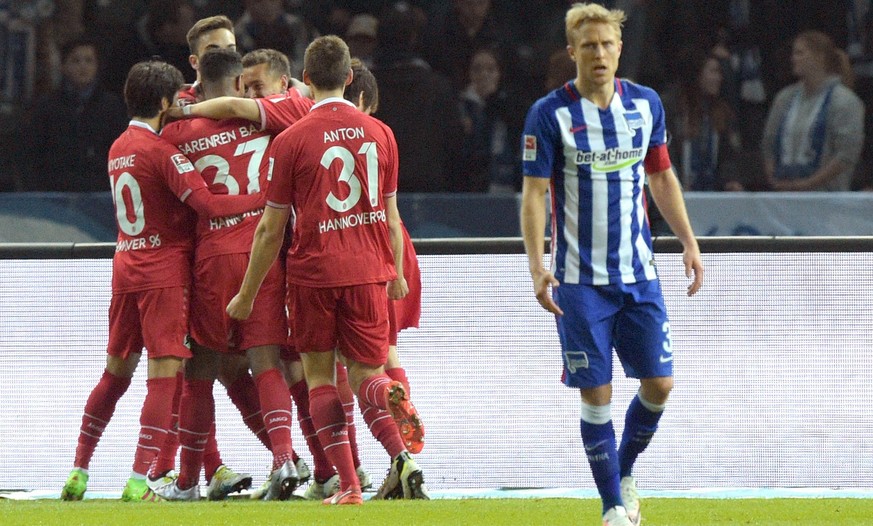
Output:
[520, 4, 703, 526]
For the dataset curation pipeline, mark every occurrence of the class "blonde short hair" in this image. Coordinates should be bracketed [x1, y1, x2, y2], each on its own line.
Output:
[565, 3, 626, 46]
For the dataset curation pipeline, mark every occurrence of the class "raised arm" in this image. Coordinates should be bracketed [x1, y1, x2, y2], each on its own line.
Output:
[166, 96, 261, 123]
[183, 186, 265, 218]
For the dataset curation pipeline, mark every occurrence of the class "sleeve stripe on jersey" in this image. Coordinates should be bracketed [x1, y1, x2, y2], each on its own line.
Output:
[266, 200, 291, 209]
[179, 188, 193, 202]
[644, 143, 671, 174]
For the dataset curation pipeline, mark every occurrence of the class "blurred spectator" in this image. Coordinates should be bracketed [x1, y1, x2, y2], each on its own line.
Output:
[663, 51, 743, 191]
[544, 48, 576, 92]
[92, 0, 196, 91]
[711, 20, 767, 149]
[189, 0, 244, 20]
[371, 2, 464, 192]
[344, 13, 378, 67]
[761, 30, 865, 191]
[20, 37, 127, 191]
[456, 48, 519, 193]
[234, 0, 318, 78]
[82, 0, 148, 92]
[421, 0, 519, 90]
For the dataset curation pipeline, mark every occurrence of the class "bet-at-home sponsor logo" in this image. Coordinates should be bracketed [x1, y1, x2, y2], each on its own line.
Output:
[575, 147, 644, 172]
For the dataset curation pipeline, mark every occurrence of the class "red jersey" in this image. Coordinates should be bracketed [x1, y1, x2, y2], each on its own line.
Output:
[108, 121, 204, 293]
[256, 91, 314, 134]
[267, 97, 399, 287]
[161, 117, 270, 260]
[176, 83, 202, 106]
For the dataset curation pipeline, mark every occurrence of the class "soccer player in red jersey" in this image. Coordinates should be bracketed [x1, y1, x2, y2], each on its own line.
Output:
[241, 48, 310, 99]
[61, 59, 264, 503]
[156, 48, 302, 501]
[227, 36, 428, 505]
[176, 15, 237, 106]
[341, 59, 426, 501]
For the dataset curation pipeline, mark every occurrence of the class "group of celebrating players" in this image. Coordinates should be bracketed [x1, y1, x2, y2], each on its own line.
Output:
[59, 14, 427, 506]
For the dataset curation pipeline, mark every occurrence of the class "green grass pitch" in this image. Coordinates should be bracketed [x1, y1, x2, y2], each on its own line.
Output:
[2, 498, 872, 525]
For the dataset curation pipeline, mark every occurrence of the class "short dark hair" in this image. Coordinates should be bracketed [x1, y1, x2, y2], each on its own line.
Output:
[344, 58, 378, 113]
[304, 36, 350, 91]
[186, 15, 233, 56]
[242, 49, 291, 78]
[200, 48, 243, 85]
[60, 36, 99, 64]
[123, 60, 185, 118]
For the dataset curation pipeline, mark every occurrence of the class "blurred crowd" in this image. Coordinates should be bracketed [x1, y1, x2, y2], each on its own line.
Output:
[1, 0, 872, 193]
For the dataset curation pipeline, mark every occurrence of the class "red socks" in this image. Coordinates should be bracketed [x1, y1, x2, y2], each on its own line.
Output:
[74, 370, 131, 470]
[176, 379, 214, 489]
[150, 371, 182, 478]
[132, 376, 177, 477]
[225, 373, 272, 452]
[308, 385, 358, 491]
[335, 364, 362, 468]
[254, 368, 294, 467]
[290, 379, 334, 482]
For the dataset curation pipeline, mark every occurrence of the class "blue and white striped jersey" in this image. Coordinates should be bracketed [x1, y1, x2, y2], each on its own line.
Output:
[522, 79, 671, 286]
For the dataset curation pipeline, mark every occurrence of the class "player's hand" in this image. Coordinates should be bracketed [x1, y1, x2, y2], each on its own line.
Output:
[226, 293, 254, 320]
[532, 269, 563, 315]
[388, 276, 408, 300]
[683, 247, 704, 296]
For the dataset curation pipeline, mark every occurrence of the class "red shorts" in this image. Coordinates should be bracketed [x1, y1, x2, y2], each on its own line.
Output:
[106, 286, 192, 360]
[190, 253, 287, 354]
[291, 282, 389, 367]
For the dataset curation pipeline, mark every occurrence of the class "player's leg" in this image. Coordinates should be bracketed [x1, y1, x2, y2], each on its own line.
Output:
[125, 286, 192, 502]
[63, 292, 144, 500]
[151, 341, 216, 501]
[555, 283, 627, 522]
[384, 301, 411, 394]
[295, 284, 361, 504]
[63, 351, 139, 500]
[334, 360, 369, 486]
[340, 283, 427, 500]
[613, 280, 674, 526]
[218, 356, 273, 452]
[281, 356, 334, 499]
[148, 369, 182, 487]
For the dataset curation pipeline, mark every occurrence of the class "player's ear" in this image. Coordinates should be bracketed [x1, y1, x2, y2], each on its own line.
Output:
[346, 68, 353, 87]
[189, 54, 199, 72]
[234, 75, 244, 95]
[280, 74, 289, 91]
[302, 69, 311, 86]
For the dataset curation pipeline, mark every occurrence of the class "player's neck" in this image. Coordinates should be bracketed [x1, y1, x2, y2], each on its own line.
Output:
[310, 86, 346, 103]
[574, 77, 615, 109]
[131, 115, 162, 132]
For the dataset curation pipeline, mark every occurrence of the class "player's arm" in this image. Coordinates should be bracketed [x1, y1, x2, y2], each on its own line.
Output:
[385, 194, 408, 301]
[647, 166, 704, 296]
[167, 151, 266, 218]
[520, 175, 562, 315]
[184, 186, 265, 218]
[166, 96, 261, 123]
[226, 205, 290, 320]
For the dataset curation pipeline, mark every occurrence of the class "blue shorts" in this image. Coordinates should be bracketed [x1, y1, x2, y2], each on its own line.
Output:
[554, 280, 673, 389]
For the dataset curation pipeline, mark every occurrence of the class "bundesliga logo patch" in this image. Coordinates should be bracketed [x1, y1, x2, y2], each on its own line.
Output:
[523, 135, 537, 161]
[171, 153, 195, 174]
